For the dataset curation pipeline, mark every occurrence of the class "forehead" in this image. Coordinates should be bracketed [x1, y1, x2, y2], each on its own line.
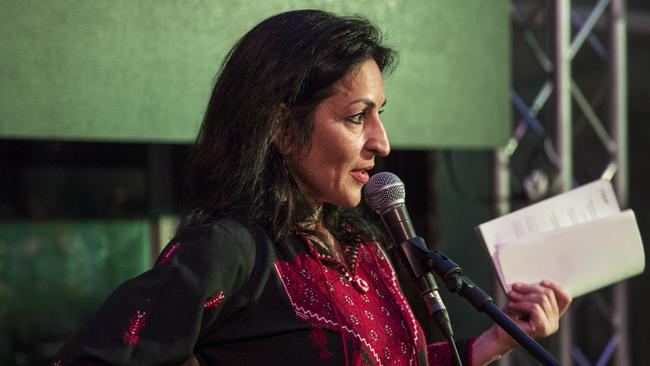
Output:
[331, 60, 384, 101]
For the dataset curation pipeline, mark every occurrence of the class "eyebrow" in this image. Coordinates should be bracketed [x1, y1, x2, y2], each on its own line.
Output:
[347, 98, 387, 109]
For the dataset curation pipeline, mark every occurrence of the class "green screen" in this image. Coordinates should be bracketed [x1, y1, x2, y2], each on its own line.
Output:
[1, 0, 510, 148]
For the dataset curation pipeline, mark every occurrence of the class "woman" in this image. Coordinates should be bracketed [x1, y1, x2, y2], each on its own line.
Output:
[55, 9, 570, 366]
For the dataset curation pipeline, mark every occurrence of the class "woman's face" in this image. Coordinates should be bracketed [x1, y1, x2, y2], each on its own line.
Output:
[290, 59, 390, 208]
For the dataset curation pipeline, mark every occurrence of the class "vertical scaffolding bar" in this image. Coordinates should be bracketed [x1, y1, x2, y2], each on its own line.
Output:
[555, 0, 572, 190]
[506, 0, 631, 364]
[555, 1, 573, 363]
[493, 147, 512, 365]
[611, 0, 630, 364]
[494, 150, 512, 228]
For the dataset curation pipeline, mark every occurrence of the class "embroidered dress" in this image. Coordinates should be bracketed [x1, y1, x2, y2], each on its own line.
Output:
[54, 220, 474, 365]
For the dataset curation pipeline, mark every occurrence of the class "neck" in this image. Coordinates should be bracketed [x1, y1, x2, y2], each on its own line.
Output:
[295, 211, 344, 260]
[289, 169, 325, 230]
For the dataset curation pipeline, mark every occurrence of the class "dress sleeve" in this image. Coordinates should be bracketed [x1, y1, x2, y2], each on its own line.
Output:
[427, 337, 476, 366]
[53, 221, 258, 366]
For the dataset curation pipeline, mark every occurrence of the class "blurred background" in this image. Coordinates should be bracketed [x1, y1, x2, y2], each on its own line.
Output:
[1, 0, 648, 365]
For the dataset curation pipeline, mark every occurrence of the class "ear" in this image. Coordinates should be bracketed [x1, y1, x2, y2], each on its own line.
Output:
[272, 103, 295, 155]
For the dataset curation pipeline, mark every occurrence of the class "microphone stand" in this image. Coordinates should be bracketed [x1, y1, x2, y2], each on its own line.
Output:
[399, 237, 561, 366]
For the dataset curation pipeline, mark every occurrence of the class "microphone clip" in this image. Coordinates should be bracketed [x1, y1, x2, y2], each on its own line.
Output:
[398, 237, 494, 310]
[397, 236, 463, 291]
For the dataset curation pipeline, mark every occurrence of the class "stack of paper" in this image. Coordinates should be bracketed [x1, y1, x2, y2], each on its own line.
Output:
[475, 180, 645, 297]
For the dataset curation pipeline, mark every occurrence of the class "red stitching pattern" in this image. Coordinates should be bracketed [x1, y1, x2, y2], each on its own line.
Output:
[157, 242, 181, 265]
[123, 310, 147, 345]
[204, 291, 225, 309]
[275, 239, 421, 366]
[371, 245, 423, 359]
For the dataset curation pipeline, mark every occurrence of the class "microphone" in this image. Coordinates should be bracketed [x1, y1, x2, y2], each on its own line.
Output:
[364, 172, 454, 339]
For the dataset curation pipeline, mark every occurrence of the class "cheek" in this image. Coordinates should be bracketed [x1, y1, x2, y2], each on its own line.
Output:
[332, 129, 361, 159]
[315, 132, 353, 167]
[324, 144, 358, 182]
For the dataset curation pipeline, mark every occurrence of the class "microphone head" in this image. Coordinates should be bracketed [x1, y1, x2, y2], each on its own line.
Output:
[364, 172, 406, 214]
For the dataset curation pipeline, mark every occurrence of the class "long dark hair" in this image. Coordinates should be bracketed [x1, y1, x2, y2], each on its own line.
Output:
[179, 9, 397, 241]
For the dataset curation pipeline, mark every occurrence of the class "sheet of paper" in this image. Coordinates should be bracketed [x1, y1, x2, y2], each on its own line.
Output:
[478, 180, 621, 258]
[474, 180, 637, 293]
[495, 210, 645, 297]
[475, 180, 622, 290]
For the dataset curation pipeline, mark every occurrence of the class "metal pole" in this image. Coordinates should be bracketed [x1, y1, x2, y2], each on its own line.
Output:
[556, 1, 573, 189]
[611, 0, 630, 364]
[494, 147, 511, 365]
[555, 1, 573, 365]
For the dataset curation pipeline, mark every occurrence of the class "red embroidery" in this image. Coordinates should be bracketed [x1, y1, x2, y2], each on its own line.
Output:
[373, 244, 422, 349]
[123, 310, 147, 345]
[157, 242, 181, 265]
[51, 361, 63, 366]
[204, 291, 225, 308]
[275, 238, 425, 366]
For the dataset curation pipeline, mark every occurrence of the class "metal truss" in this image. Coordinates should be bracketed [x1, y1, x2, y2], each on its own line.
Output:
[495, 0, 629, 365]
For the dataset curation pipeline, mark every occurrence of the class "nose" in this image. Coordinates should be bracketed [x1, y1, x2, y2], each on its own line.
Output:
[365, 117, 390, 157]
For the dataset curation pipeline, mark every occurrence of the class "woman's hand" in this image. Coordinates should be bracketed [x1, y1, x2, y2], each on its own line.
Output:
[472, 280, 572, 366]
[497, 280, 571, 348]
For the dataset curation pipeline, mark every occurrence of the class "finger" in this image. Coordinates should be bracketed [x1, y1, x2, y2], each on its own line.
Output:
[509, 287, 557, 319]
[512, 292, 555, 319]
[508, 300, 552, 325]
[513, 286, 558, 317]
[510, 282, 544, 294]
[540, 280, 572, 316]
[507, 301, 552, 336]
[510, 282, 554, 296]
[511, 282, 562, 317]
[502, 303, 526, 319]
[542, 284, 559, 316]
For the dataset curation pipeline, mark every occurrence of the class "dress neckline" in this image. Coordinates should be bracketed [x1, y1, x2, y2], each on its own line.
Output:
[293, 227, 370, 293]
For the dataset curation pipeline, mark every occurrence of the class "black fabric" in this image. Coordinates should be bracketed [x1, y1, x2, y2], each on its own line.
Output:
[54, 220, 472, 365]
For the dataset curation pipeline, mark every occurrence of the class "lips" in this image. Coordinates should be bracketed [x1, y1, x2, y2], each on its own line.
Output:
[350, 169, 370, 184]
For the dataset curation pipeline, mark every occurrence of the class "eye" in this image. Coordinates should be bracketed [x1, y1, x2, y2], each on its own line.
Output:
[346, 111, 366, 125]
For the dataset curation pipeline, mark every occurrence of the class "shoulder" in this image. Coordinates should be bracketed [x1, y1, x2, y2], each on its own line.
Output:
[157, 219, 272, 281]
[175, 219, 269, 249]
[174, 218, 270, 249]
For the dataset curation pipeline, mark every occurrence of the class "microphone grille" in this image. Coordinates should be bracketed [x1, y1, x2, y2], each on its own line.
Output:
[364, 172, 405, 214]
